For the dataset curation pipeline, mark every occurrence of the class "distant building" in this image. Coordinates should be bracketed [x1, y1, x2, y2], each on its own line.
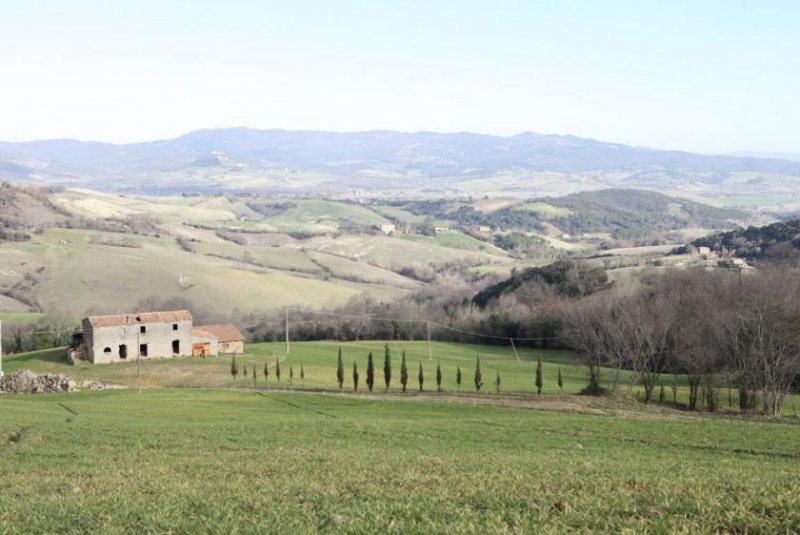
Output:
[81, 310, 246, 364]
[697, 246, 711, 256]
[380, 224, 396, 235]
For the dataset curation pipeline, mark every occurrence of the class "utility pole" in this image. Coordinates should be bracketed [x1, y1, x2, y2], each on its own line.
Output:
[426, 321, 432, 361]
[285, 307, 290, 355]
[509, 337, 520, 362]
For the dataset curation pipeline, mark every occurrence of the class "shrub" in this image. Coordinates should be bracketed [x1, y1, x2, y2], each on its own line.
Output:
[231, 356, 238, 378]
[557, 366, 563, 393]
[418, 362, 424, 392]
[456, 366, 462, 392]
[353, 362, 359, 392]
[495, 371, 501, 394]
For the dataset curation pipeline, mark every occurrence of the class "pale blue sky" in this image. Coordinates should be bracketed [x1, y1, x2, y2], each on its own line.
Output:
[1, 0, 799, 153]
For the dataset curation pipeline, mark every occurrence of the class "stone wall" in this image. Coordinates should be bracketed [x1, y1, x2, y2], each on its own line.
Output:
[85, 319, 194, 364]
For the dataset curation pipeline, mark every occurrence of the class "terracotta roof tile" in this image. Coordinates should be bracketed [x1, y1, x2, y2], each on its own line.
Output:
[193, 323, 245, 342]
[86, 310, 193, 328]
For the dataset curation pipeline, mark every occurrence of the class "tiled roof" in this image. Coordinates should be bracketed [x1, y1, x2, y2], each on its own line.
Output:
[193, 323, 245, 342]
[85, 310, 193, 328]
[192, 327, 217, 339]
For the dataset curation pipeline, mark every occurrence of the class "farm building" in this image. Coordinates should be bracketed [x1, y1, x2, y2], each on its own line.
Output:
[81, 311, 246, 364]
[82, 310, 194, 364]
[192, 324, 245, 355]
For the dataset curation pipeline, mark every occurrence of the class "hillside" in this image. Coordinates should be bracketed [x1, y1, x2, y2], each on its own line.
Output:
[0, 182, 70, 240]
[0, 188, 517, 316]
[537, 189, 746, 239]
[389, 189, 747, 243]
[3, 129, 800, 203]
[472, 260, 609, 308]
[688, 219, 800, 262]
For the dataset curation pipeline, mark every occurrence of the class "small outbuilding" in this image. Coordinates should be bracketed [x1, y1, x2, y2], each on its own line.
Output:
[193, 324, 246, 355]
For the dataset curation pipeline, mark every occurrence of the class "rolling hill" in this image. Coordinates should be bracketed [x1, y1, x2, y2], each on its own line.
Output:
[3, 128, 800, 202]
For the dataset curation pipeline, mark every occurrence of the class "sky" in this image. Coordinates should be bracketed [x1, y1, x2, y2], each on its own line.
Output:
[1, 0, 799, 154]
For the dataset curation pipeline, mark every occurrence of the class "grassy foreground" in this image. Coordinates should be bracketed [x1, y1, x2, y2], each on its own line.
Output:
[1, 389, 799, 533]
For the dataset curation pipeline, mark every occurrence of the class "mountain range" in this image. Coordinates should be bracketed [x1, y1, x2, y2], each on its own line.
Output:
[2, 128, 800, 198]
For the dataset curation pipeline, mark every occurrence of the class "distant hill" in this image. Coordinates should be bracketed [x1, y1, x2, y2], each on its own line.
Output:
[2, 128, 800, 197]
[392, 189, 746, 241]
[536, 189, 746, 239]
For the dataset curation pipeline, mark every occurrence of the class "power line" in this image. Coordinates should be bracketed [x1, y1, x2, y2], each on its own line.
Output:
[286, 306, 561, 343]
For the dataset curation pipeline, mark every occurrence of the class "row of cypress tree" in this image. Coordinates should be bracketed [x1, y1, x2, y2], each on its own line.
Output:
[229, 345, 566, 394]
[335, 344, 564, 394]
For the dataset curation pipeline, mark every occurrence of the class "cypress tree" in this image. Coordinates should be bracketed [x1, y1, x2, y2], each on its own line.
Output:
[230, 355, 238, 378]
[400, 350, 408, 393]
[535, 357, 543, 395]
[336, 347, 344, 390]
[557, 366, 563, 393]
[289, 366, 294, 387]
[275, 358, 281, 383]
[436, 362, 442, 392]
[253, 368, 257, 388]
[456, 366, 462, 392]
[366, 352, 375, 392]
[495, 371, 501, 394]
[243, 364, 248, 377]
[418, 362, 424, 392]
[353, 362, 359, 392]
[300, 363, 305, 384]
[383, 344, 392, 391]
[474, 356, 483, 392]
[263, 361, 269, 384]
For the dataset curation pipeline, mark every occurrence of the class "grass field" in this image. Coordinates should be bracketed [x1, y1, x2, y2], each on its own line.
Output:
[2, 388, 799, 533]
[6, 341, 787, 412]
[4, 342, 800, 532]
[0, 312, 44, 325]
[4, 342, 585, 393]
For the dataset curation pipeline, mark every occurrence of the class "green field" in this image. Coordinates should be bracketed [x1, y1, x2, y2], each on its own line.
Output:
[3, 342, 800, 532]
[0, 312, 44, 325]
[4, 342, 585, 393]
[1, 388, 799, 533]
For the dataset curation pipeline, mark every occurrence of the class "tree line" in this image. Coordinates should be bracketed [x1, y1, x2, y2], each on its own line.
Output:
[561, 268, 800, 415]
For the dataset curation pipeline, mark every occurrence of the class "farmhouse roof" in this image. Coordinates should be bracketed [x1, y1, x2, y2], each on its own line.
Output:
[193, 323, 245, 342]
[85, 310, 193, 328]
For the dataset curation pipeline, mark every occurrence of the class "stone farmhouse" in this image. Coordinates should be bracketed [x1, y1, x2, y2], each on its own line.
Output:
[81, 310, 244, 364]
